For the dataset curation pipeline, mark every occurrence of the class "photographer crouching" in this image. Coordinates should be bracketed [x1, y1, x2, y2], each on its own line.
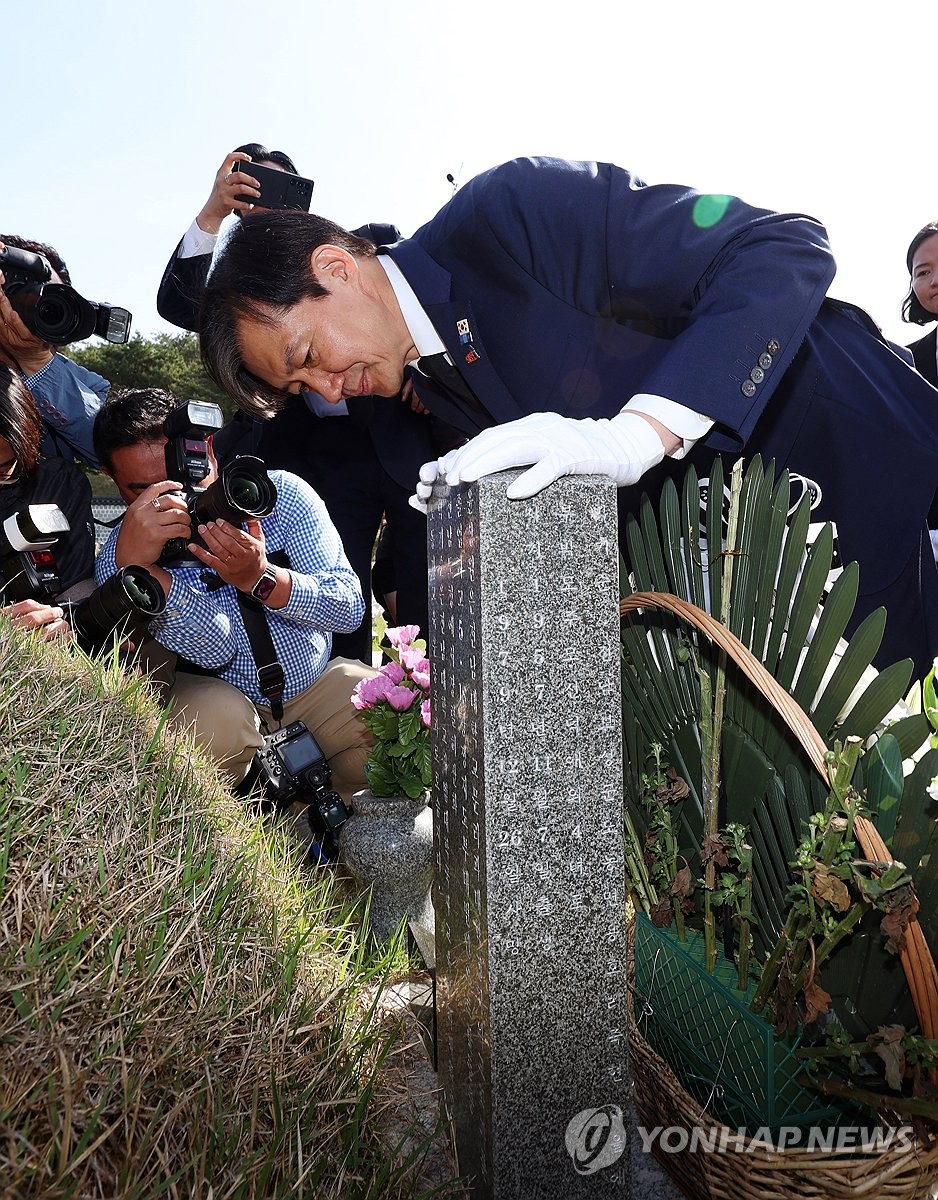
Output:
[91, 387, 378, 815]
[0, 362, 95, 638]
[0, 363, 166, 653]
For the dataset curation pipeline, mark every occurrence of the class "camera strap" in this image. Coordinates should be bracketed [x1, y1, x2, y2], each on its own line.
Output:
[235, 591, 285, 721]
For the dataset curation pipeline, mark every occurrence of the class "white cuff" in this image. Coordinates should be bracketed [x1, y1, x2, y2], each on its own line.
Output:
[624, 394, 714, 460]
[179, 219, 218, 260]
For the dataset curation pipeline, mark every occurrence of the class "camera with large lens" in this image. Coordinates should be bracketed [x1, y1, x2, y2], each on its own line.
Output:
[254, 721, 351, 861]
[67, 566, 166, 654]
[0, 503, 69, 602]
[159, 401, 278, 567]
[0, 503, 165, 651]
[0, 245, 132, 345]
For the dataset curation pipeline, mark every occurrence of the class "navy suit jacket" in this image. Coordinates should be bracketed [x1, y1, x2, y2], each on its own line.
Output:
[385, 157, 938, 673]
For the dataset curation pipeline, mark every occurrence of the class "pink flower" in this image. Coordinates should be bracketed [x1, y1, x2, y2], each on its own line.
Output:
[420, 698, 431, 728]
[411, 658, 431, 690]
[351, 672, 395, 709]
[387, 685, 418, 711]
[399, 644, 426, 672]
[387, 624, 421, 649]
[381, 661, 405, 685]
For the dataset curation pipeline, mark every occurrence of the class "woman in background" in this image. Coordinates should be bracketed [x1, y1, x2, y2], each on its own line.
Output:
[903, 221, 938, 386]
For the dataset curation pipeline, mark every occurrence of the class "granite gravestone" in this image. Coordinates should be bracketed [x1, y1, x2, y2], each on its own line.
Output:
[427, 471, 631, 1199]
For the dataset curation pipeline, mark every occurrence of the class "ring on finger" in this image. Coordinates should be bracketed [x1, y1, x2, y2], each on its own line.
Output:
[224, 172, 232, 182]
[152, 497, 162, 511]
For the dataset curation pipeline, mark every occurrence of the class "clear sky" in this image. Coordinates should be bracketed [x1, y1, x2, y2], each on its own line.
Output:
[6, 0, 935, 348]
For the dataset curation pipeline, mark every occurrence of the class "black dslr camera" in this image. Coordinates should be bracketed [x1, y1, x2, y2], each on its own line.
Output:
[159, 401, 278, 567]
[255, 721, 352, 862]
[0, 503, 70, 601]
[0, 245, 131, 345]
[0, 502, 165, 650]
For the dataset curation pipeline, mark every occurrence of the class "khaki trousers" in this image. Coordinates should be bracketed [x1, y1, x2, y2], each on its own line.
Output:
[141, 643, 376, 801]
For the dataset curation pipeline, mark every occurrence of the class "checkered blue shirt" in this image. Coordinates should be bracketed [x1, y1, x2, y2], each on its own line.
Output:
[95, 470, 364, 703]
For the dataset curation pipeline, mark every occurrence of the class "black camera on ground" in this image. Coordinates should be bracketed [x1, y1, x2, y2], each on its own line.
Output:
[67, 566, 166, 654]
[159, 401, 278, 567]
[0, 503, 69, 601]
[254, 721, 352, 862]
[0, 245, 131, 345]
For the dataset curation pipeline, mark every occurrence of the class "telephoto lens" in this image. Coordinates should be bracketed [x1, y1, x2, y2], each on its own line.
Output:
[69, 566, 166, 653]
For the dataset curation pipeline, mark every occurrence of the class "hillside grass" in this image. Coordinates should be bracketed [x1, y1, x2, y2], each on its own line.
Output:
[0, 620, 456, 1199]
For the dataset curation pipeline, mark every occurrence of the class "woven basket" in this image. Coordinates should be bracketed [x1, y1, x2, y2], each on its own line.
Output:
[620, 591, 938, 1200]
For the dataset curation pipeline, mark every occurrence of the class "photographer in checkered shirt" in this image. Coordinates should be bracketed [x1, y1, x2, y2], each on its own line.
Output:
[92, 386, 376, 800]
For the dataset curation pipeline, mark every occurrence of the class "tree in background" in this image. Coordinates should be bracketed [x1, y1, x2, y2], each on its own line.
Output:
[70, 332, 232, 418]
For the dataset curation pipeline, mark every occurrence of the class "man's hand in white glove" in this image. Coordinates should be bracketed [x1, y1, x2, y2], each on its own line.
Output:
[408, 410, 670, 511]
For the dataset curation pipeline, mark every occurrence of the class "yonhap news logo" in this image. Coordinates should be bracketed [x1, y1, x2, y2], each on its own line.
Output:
[564, 1106, 628, 1175]
[637, 1123, 914, 1156]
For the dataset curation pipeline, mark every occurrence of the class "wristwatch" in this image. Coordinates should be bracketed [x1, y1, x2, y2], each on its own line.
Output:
[250, 565, 278, 602]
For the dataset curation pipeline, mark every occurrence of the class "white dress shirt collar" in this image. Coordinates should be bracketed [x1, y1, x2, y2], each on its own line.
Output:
[376, 252, 447, 359]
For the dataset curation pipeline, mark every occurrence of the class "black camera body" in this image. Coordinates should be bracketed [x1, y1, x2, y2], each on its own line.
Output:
[159, 401, 277, 567]
[0, 503, 69, 602]
[232, 160, 315, 212]
[0, 245, 131, 345]
[255, 721, 351, 861]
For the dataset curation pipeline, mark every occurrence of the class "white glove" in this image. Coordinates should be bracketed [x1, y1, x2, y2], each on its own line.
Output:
[409, 460, 442, 514]
[434, 410, 668, 502]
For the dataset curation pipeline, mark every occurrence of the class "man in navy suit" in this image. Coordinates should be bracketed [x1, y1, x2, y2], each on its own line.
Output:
[197, 156, 938, 677]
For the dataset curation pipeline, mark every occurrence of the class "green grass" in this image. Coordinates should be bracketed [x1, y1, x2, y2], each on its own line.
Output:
[0, 619, 459, 1199]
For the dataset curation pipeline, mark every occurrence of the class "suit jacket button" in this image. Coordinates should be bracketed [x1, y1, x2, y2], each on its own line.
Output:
[758, 352, 773, 369]
[766, 339, 781, 354]
[750, 366, 765, 383]
[741, 379, 758, 397]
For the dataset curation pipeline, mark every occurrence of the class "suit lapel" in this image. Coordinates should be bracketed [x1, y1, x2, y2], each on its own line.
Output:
[384, 244, 525, 427]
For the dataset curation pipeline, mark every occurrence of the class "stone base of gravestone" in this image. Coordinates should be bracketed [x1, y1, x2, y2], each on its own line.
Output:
[427, 471, 631, 1199]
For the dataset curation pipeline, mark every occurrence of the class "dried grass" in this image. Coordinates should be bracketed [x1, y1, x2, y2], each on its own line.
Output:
[0, 622, 457, 1200]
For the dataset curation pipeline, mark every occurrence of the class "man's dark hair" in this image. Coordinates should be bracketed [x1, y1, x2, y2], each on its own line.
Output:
[0, 234, 72, 285]
[200, 210, 376, 418]
[234, 142, 299, 175]
[0, 363, 42, 476]
[93, 387, 180, 472]
[902, 221, 938, 325]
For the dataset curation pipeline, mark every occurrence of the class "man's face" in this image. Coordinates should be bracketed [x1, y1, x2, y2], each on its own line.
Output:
[107, 436, 218, 504]
[236, 248, 414, 404]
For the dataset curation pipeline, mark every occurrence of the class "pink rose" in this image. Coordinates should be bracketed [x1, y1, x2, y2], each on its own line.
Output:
[387, 624, 421, 649]
[420, 698, 431, 728]
[387, 685, 418, 711]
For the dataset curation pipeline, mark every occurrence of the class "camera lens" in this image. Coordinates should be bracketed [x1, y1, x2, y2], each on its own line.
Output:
[228, 473, 263, 512]
[71, 566, 165, 652]
[10, 282, 96, 345]
[192, 456, 277, 526]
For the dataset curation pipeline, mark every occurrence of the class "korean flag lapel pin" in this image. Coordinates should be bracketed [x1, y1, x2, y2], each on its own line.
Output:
[456, 316, 481, 365]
